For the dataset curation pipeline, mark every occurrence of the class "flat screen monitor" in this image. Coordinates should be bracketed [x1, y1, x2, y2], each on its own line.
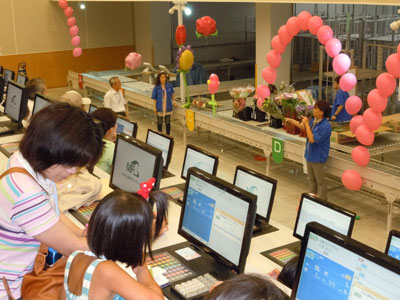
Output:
[385, 229, 400, 261]
[0, 66, 3, 76]
[233, 165, 277, 224]
[109, 134, 163, 193]
[178, 167, 257, 274]
[116, 117, 137, 138]
[33, 94, 52, 115]
[4, 69, 15, 85]
[293, 193, 356, 240]
[0, 77, 4, 104]
[88, 104, 98, 115]
[292, 222, 400, 300]
[16, 74, 27, 86]
[5, 81, 28, 123]
[146, 129, 174, 170]
[181, 144, 218, 180]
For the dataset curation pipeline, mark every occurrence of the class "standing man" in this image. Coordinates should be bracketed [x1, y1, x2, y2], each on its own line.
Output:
[104, 76, 129, 118]
[331, 77, 352, 122]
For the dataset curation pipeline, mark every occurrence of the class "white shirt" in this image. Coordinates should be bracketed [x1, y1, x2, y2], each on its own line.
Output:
[103, 89, 126, 113]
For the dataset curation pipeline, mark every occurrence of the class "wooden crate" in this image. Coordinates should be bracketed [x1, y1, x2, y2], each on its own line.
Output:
[382, 114, 400, 133]
[330, 125, 392, 144]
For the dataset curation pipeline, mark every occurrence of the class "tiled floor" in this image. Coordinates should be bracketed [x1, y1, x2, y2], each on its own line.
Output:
[48, 87, 400, 252]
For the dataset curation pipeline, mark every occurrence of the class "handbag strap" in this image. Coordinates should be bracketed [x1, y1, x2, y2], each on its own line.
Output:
[0, 167, 35, 181]
[2, 277, 16, 300]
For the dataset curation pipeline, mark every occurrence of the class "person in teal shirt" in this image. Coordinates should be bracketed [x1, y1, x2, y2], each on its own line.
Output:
[91, 108, 117, 174]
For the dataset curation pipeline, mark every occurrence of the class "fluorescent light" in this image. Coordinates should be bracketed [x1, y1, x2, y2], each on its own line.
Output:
[184, 7, 192, 16]
[80, 3, 86, 10]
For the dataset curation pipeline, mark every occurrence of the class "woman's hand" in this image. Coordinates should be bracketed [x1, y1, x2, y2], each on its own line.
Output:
[301, 116, 309, 126]
[173, 101, 177, 108]
[331, 115, 337, 121]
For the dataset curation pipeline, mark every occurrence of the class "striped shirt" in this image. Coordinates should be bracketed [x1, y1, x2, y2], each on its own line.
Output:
[0, 152, 59, 300]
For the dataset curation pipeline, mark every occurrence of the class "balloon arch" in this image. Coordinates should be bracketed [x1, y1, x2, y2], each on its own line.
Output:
[255, 11, 400, 191]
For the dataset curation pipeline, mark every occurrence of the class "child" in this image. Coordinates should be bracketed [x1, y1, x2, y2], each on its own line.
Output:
[62, 190, 164, 300]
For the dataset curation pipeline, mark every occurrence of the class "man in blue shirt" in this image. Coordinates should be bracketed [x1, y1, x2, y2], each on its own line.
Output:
[331, 77, 352, 122]
[285, 101, 331, 200]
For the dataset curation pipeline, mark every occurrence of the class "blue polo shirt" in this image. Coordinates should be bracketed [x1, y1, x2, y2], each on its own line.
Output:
[305, 118, 331, 163]
[331, 89, 352, 122]
[151, 83, 174, 113]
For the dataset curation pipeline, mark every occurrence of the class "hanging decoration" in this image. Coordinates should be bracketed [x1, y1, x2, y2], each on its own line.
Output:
[195, 16, 218, 38]
[58, 0, 82, 57]
[176, 45, 195, 108]
[207, 74, 220, 116]
[124, 52, 143, 70]
[175, 25, 187, 47]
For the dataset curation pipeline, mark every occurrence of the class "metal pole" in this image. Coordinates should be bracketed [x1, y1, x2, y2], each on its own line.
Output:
[175, 1, 186, 108]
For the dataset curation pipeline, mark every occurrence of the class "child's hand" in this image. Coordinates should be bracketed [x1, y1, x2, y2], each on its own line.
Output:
[132, 263, 147, 275]
[267, 268, 281, 279]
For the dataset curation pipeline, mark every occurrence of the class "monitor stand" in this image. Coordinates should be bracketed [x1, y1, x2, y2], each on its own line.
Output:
[160, 182, 186, 206]
[162, 169, 175, 179]
[0, 120, 21, 136]
[260, 241, 301, 267]
[252, 219, 279, 237]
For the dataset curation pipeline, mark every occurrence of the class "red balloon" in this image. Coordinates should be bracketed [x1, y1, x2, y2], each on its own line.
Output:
[398, 43, 400, 56]
[69, 25, 79, 37]
[341, 170, 362, 191]
[376, 72, 396, 97]
[363, 108, 382, 131]
[64, 6, 73, 17]
[325, 38, 342, 58]
[351, 146, 370, 167]
[271, 35, 286, 54]
[297, 11, 312, 31]
[278, 25, 291, 45]
[386, 54, 400, 78]
[209, 73, 219, 81]
[367, 89, 388, 113]
[58, 0, 68, 9]
[345, 96, 362, 115]
[196, 16, 217, 37]
[350, 115, 364, 134]
[317, 25, 333, 45]
[72, 47, 82, 57]
[308, 16, 323, 35]
[256, 84, 270, 100]
[262, 67, 277, 84]
[286, 17, 300, 36]
[266, 50, 281, 69]
[175, 25, 187, 47]
[355, 124, 374, 146]
[67, 16, 76, 27]
[339, 73, 357, 92]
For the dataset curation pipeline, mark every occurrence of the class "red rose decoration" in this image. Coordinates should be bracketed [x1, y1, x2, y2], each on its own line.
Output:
[196, 16, 217, 37]
[175, 25, 187, 47]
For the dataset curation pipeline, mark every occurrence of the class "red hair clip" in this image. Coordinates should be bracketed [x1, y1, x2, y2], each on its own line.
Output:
[137, 177, 156, 200]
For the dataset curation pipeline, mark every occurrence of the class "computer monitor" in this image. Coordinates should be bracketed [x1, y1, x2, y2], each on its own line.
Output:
[4, 69, 15, 85]
[146, 129, 174, 170]
[116, 117, 138, 138]
[88, 104, 98, 115]
[233, 165, 277, 225]
[178, 167, 257, 274]
[0, 77, 4, 104]
[0, 66, 3, 76]
[293, 193, 356, 240]
[4, 81, 29, 123]
[181, 144, 218, 180]
[16, 74, 27, 86]
[385, 229, 400, 261]
[292, 222, 400, 300]
[32, 94, 52, 115]
[109, 134, 163, 193]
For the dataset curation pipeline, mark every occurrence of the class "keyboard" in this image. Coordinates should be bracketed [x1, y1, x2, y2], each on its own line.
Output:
[0, 142, 20, 157]
[171, 273, 217, 300]
[0, 125, 15, 136]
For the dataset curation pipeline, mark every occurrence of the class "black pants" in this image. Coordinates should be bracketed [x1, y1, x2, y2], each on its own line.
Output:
[157, 115, 171, 135]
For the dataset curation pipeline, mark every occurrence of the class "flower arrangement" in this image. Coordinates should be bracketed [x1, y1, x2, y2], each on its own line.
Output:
[230, 85, 255, 113]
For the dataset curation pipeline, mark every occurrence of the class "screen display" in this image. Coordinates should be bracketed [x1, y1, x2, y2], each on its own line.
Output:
[33, 95, 51, 115]
[5, 83, 23, 121]
[146, 131, 171, 168]
[234, 169, 274, 218]
[181, 174, 249, 266]
[295, 196, 353, 238]
[4, 70, 13, 84]
[111, 138, 157, 192]
[116, 118, 135, 136]
[16, 74, 26, 86]
[89, 105, 97, 115]
[388, 236, 400, 261]
[295, 231, 400, 300]
[182, 148, 216, 179]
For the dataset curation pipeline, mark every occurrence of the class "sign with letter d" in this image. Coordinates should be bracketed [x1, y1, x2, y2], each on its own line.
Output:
[272, 138, 283, 164]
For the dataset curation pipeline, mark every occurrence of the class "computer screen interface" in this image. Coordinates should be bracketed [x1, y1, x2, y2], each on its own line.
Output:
[4, 70, 14, 85]
[5, 82, 26, 122]
[181, 146, 218, 179]
[88, 104, 97, 115]
[16, 74, 27, 86]
[33, 95, 51, 115]
[179, 168, 256, 273]
[386, 231, 400, 261]
[146, 130, 173, 168]
[293, 223, 400, 300]
[294, 194, 355, 240]
[116, 117, 136, 137]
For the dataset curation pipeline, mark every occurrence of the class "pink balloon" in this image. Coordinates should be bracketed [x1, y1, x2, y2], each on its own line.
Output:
[257, 98, 265, 110]
[69, 25, 79, 37]
[367, 89, 388, 113]
[317, 25, 333, 45]
[64, 6, 74, 17]
[363, 108, 382, 131]
[266, 50, 281, 69]
[308, 16, 323, 35]
[72, 47, 82, 57]
[398, 43, 400, 56]
[58, 0, 68, 9]
[208, 80, 219, 94]
[256, 84, 271, 100]
[297, 11, 312, 31]
[262, 67, 277, 84]
[345, 96, 362, 115]
[332, 53, 351, 75]
[352, 146, 370, 167]
[339, 73, 357, 91]
[386, 54, 400, 78]
[376, 72, 396, 97]
[325, 38, 342, 58]
[125, 52, 142, 70]
[271, 35, 286, 54]
[210, 74, 219, 81]
[67, 17, 76, 27]
[355, 124, 374, 146]
[71, 36, 80, 46]
[278, 25, 292, 45]
[341, 170, 362, 191]
[350, 115, 364, 134]
[286, 17, 300, 36]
